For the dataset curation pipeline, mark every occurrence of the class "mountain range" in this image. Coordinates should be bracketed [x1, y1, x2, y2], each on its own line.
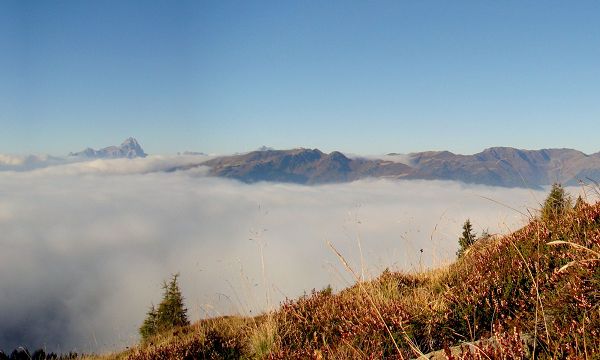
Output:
[69, 137, 147, 159]
[192, 147, 600, 188]
[65, 138, 600, 188]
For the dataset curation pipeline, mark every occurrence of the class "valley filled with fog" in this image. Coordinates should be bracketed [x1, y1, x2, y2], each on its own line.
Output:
[0, 156, 559, 352]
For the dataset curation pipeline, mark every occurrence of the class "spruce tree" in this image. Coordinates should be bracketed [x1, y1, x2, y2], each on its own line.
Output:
[457, 219, 477, 257]
[574, 195, 586, 210]
[156, 273, 189, 330]
[541, 183, 571, 221]
[139, 273, 190, 341]
[139, 304, 158, 340]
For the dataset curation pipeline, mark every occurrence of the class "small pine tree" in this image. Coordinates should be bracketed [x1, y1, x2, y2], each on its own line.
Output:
[156, 273, 190, 330]
[140, 273, 190, 341]
[574, 195, 586, 210]
[139, 304, 158, 340]
[541, 183, 571, 221]
[479, 228, 491, 240]
[457, 219, 477, 257]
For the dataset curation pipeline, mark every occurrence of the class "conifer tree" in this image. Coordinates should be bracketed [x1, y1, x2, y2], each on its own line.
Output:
[541, 183, 571, 221]
[457, 219, 477, 257]
[139, 304, 158, 340]
[156, 273, 189, 330]
[139, 273, 190, 341]
[574, 195, 586, 210]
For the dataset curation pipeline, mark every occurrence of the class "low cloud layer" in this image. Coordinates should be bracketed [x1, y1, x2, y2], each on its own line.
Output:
[0, 153, 213, 174]
[0, 154, 68, 171]
[347, 153, 413, 165]
[0, 157, 570, 353]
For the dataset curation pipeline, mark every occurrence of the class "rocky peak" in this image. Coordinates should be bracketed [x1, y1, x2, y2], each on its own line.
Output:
[69, 138, 147, 159]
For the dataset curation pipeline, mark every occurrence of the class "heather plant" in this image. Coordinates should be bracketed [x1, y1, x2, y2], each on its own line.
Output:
[128, 316, 250, 360]
[108, 188, 600, 359]
[444, 199, 600, 358]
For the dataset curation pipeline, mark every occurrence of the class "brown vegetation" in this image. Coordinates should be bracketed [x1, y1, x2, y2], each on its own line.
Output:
[98, 192, 599, 359]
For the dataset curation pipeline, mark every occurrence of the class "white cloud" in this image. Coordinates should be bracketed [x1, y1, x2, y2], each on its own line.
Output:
[0, 154, 28, 166]
[0, 157, 574, 353]
[346, 153, 413, 165]
[0, 154, 67, 170]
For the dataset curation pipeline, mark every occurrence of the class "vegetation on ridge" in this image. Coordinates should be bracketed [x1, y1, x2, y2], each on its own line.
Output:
[456, 219, 478, 257]
[139, 274, 190, 341]
[101, 185, 599, 359]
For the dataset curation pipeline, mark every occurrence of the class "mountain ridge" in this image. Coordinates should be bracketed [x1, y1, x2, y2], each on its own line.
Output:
[189, 146, 600, 188]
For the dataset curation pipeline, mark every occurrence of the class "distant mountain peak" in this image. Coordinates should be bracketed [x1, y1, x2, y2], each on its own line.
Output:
[122, 137, 140, 146]
[118, 137, 146, 156]
[328, 151, 350, 161]
[69, 137, 147, 159]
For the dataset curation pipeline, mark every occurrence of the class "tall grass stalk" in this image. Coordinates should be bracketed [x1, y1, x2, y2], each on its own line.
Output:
[327, 241, 425, 359]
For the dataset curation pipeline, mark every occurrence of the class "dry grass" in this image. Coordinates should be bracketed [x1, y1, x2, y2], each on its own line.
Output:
[94, 200, 599, 359]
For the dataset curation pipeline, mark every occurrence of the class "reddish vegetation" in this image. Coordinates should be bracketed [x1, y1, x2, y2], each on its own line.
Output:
[118, 200, 599, 359]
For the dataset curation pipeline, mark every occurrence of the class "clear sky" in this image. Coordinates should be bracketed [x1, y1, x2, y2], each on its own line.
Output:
[1, 1, 600, 155]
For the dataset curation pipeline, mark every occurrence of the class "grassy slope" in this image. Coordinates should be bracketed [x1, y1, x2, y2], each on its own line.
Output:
[99, 201, 600, 359]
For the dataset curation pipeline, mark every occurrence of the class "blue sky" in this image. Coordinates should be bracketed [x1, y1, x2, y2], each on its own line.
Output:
[1, 1, 599, 155]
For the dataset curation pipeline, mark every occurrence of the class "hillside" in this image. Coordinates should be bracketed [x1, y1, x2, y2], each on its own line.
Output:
[183, 147, 600, 188]
[203, 148, 411, 184]
[96, 190, 599, 359]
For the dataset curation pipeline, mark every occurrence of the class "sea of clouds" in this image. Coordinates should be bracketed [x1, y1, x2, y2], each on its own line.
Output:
[0, 155, 574, 353]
